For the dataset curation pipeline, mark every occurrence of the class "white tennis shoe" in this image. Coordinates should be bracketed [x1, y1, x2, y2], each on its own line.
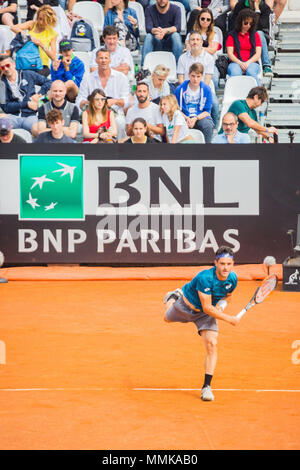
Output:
[201, 386, 214, 401]
[163, 288, 183, 304]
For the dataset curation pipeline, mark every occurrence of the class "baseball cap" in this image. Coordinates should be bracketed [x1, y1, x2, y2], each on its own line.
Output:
[59, 38, 72, 52]
[0, 117, 12, 136]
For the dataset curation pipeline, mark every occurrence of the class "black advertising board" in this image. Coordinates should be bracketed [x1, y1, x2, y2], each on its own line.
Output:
[0, 143, 299, 265]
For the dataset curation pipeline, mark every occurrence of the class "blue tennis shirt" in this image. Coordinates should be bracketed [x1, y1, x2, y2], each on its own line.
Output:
[182, 266, 238, 311]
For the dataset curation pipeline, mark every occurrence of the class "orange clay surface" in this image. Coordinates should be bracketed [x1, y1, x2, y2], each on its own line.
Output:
[0, 274, 299, 450]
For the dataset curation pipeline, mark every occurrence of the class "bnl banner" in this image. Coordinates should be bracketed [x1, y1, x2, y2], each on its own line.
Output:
[0, 144, 299, 264]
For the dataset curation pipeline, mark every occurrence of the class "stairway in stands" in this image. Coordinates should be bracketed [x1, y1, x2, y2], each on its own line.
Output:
[265, 22, 300, 143]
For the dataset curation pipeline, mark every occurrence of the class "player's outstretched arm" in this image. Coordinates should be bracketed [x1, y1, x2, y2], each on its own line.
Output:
[198, 292, 240, 326]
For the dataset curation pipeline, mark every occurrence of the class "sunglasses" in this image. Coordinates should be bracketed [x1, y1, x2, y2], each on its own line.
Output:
[200, 17, 211, 22]
[0, 63, 11, 71]
[243, 21, 253, 26]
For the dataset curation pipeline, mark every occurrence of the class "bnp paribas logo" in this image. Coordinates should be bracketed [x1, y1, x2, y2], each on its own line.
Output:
[19, 154, 84, 220]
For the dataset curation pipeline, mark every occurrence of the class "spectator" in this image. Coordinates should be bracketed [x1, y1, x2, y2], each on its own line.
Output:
[11, 5, 58, 77]
[229, 0, 273, 77]
[227, 85, 278, 141]
[122, 117, 160, 143]
[50, 38, 84, 102]
[90, 25, 133, 77]
[0, 55, 51, 136]
[76, 47, 131, 140]
[34, 108, 74, 142]
[185, 8, 222, 89]
[160, 94, 194, 143]
[26, 0, 59, 21]
[142, 0, 183, 65]
[226, 8, 262, 85]
[0, 116, 27, 143]
[144, 64, 171, 104]
[175, 62, 214, 143]
[0, 0, 17, 27]
[187, 1, 230, 34]
[34, 80, 80, 139]
[82, 88, 117, 143]
[104, 0, 140, 51]
[212, 111, 251, 142]
[265, 0, 287, 22]
[125, 81, 164, 141]
[177, 30, 219, 126]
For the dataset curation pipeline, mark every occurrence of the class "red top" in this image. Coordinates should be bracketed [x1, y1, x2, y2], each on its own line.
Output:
[83, 110, 112, 142]
[226, 31, 262, 62]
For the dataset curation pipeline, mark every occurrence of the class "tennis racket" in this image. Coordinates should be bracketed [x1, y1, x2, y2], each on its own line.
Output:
[236, 274, 278, 319]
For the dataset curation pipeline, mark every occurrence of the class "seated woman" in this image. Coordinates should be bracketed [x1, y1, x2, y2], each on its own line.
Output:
[82, 88, 118, 143]
[226, 8, 262, 86]
[144, 64, 171, 105]
[104, 0, 140, 51]
[122, 117, 159, 144]
[11, 5, 58, 76]
[159, 95, 194, 144]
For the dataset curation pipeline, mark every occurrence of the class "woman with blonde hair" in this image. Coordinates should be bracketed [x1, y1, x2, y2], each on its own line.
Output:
[146, 64, 171, 105]
[160, 95, 194, 144]
[82, 88, 117, 143]
[11, 5, 58, 76]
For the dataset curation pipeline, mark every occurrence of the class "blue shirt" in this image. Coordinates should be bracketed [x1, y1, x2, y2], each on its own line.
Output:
[182, 266, 237, 311]
[212, 131, 251, 144]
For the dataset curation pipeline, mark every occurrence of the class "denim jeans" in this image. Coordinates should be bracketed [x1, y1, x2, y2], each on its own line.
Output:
[257, 30, 271, 67]
[8, 114, 37, 133]
[227, 62, 261, 86]
[193, 116, 214, 143]
[142, 32, 183, 65]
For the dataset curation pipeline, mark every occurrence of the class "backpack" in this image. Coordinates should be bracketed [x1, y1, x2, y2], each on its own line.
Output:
[70, 19, 97, 52]
[10, 32, 43, 71]
[15, 40, 43, 71]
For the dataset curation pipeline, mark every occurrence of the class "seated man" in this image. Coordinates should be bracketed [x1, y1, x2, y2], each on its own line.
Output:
[34, 108, 74, 143]
[76, 47, 131, 140]
[212, 112, 251, 143]
[90, 25, 133, 77]
[177, 31, 219, 126]
[228, 85, 278, 142]
[50, 38, 85, 102]
[0, 55, 52, 136]
[34, 80, 80, 140]
[0, 116, 27, 143]
[125, 81, 164, 142]
[142, 0, 183, 65]
[0, 0, 17, 27]
[175, 62, 215, 143]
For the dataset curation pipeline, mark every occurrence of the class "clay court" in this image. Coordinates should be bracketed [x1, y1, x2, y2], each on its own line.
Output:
[0, 265, 299, 450]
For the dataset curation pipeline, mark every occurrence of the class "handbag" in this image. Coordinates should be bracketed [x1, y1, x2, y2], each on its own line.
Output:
[215, 55, 230, 79]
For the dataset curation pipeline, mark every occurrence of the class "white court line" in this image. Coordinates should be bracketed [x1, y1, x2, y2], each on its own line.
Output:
[0, 388, 299, 393]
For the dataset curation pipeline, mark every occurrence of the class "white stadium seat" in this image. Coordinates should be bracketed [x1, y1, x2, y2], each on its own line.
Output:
[129, 1, 146, 39]
[143, 51, 177, 82]
[172, 1, 187, 35]
[72, 1, 104, 34]
[188, 129, 205, 143]
[278, 0, 300, 23]
[13, 129, 33, 143]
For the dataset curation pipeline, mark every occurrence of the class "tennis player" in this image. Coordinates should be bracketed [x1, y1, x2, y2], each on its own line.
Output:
[163, 246, 240, 401]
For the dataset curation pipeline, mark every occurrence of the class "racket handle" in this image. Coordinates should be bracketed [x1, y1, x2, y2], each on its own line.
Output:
[236, 309, 246, 319]
[217, 300, 227, 311]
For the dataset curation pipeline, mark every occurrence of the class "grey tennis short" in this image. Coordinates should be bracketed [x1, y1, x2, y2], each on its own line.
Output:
[165, 296, 218, 335]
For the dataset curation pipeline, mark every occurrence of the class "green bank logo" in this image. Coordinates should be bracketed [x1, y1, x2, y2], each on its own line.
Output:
[19, 154, 84, 220]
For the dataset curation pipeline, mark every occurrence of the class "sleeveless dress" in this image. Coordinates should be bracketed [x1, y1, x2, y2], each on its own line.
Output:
[83, 109, 112, 142]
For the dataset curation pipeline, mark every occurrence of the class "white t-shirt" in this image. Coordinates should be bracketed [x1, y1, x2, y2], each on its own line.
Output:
[177, 49, 215, 81]
[126, 102, 163, 141]
[184, 85, 201, 117]
[162, 110, 190, 143]
[90, 45, 133, 75]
